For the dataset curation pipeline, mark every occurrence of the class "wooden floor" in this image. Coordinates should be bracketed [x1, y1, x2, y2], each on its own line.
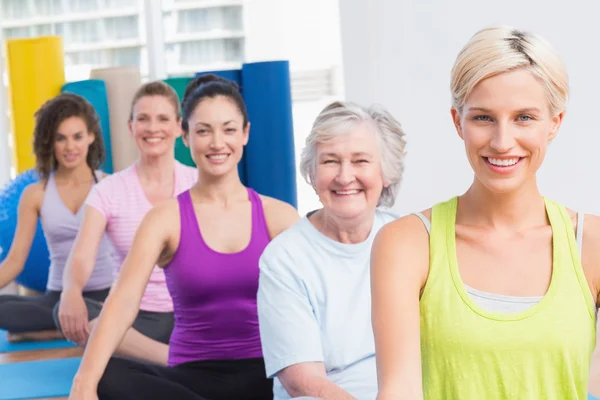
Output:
[0, 346, 83, 400]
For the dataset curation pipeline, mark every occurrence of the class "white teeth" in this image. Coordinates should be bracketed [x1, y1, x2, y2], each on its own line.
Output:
[336, 189, 360, 195]
[208, 154, 228, 160]
[145, 137, 163, 143]
[487, 157, 519, 167]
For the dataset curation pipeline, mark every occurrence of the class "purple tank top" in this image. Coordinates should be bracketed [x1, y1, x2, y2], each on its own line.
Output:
[164, 187, 271, 366]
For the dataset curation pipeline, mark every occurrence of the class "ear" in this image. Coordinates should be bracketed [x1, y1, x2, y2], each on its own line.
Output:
[242, 122, 250, 146]
[382, 176, 391, 189]
[128, 119, 134, 137]
[174, 118, 183, 139]
[450, 107, 464, 140]
[88, 131, 96, 145]
[548, 111, 564, 143]
[181, 130, 190, 148]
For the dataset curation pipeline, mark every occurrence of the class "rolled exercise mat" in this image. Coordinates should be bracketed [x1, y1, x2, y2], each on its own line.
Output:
[5, 36, 65, 173]
[0, 357, 81, 399]
[164, 77, 194, 167]
[241, 61, 297, 208]
[195, 69, 247, 184]
[89, 67, 141, 172]
[62, 79, 113, 173]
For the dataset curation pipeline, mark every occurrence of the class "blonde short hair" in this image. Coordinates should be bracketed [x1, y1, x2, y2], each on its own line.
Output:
[299, 101, 407, 208]
[451, 26, 569, 115]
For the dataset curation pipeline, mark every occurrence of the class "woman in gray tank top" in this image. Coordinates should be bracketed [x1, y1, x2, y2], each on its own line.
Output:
[0, 93, 116, 342]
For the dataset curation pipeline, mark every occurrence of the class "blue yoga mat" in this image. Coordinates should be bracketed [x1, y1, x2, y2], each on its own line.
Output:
[590, 394, 600, 400]
[0, 330, 76, 353]
[196, 69, 247, 185]
[0, 357, 81, 399]
[61, 79, 114, 174]
[241, 61, 297, 208]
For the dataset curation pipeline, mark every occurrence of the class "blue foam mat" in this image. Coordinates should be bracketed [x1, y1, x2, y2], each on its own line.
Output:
[0, 330, 76, 352]
[61, 79, 114, 174]
[0, 357, 81, 399]
[241, 61, 297, 208]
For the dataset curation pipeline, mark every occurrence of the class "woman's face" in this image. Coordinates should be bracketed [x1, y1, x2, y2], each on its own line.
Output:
[183, 95, 248, 178]
[53, 116, 95, 170]
[313, 122, 388, 222]
[452, 68, 563, 194]
[129, 95, 181, 158]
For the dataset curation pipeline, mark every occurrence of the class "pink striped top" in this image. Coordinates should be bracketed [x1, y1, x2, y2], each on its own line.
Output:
[85, 161, 197, 312]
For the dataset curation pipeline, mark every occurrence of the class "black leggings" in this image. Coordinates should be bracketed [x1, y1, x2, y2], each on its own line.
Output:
[97, 356, 273, 400]
[52, 298, 174, 344]
[0, 288, 110, 333]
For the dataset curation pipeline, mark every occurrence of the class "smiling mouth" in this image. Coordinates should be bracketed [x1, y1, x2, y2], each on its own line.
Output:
[484, 157, 523, 167]
[332, 189, 362, 196]
[144, 137, 164, 144]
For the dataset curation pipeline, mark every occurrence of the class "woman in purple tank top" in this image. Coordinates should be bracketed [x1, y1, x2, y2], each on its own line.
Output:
[0, 94, 114, 342]
[69, 74, 300, 400]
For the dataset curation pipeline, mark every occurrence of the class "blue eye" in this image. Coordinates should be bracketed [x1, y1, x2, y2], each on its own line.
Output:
[518, 115, 533, 122]
[474, 115, 492, 121]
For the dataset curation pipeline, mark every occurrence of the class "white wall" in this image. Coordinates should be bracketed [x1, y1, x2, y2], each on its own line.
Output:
[244, 0, 345, 215]
[339, 0, 600, 216]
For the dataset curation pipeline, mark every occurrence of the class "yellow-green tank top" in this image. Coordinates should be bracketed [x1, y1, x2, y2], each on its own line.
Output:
[420, 197, 596, 399]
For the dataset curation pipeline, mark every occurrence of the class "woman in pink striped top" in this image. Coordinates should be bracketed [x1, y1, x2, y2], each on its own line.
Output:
[55, 81, 197, 365]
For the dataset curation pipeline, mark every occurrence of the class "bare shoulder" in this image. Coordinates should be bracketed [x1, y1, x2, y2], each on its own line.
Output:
[259, 195, 301, 239]
[21, 182, 45, 208]
[374, 208, 431, 248]
[146, 197, 180, 221]
[372, 209, 431, 288]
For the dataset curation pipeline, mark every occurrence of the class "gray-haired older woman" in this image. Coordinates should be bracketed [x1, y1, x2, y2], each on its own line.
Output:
[257, 101, 407, 400]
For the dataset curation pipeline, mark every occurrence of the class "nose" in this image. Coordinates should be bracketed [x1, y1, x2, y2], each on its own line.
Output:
[335, 161, 355, 186]
[65, 137, 76, 151]
[209, 131, 225, 149]
[148, 119, 160, 133]
[489, 121, 516, 153]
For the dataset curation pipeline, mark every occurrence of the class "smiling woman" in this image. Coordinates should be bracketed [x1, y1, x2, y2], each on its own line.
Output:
[371, 26, 600, 400]
[256, 100, 406, 400]
[0, 93, 114, 342]
[66, 74, 299, 400]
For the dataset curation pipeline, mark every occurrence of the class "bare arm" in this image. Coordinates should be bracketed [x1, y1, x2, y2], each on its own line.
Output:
[261, 196, 300, 239]
[73, 200, 178, 387]
[0, 184, 43, 289]
[279, 363, 357, 400]
[371, 214, 430, 400]
[580, 214, 600, 308]
[62, 206, 108, 293]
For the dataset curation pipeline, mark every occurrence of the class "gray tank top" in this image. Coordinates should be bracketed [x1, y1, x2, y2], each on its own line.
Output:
[40, 171, 115, 291]
[413, 211, 585, 313]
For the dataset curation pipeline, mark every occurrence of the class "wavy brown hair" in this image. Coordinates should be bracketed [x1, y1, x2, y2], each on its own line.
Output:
[33, 93, 105, 183]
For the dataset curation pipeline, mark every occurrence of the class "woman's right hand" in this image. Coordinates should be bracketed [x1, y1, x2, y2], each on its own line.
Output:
[68, 377, 98, 400]
[58, 289, 90, 345]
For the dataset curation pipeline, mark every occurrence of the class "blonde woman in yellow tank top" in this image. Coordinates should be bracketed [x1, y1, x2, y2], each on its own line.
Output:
[371, 26, 600, 400]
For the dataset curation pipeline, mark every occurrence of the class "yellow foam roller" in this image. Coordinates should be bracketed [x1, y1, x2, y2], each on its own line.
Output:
[5, 36, 65, 173]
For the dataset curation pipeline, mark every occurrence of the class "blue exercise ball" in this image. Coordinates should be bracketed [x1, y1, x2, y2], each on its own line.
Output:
[0, 169, 50, 292]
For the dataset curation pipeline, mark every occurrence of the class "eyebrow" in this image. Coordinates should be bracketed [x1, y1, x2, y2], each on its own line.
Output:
[467, 106, 542, 114]
[195, 120, 236, 128]
[56, 131, 82, 137]
[320, 152, 373, 158]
